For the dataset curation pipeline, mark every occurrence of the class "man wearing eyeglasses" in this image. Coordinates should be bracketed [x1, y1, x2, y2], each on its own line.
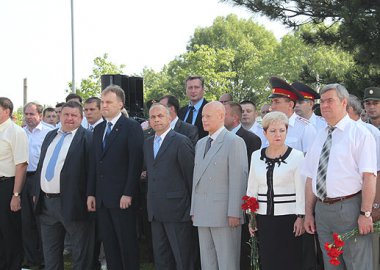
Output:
[364, 87, 380, 130]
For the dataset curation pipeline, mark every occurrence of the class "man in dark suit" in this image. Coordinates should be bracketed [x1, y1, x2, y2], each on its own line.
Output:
[224, 102, 261, 166]
[144, 103, 195, 270]
[87, 85, 144, 270]
[178, 75, 208, 139]
[33, 101, 94, 270]
[159, 95, 198, 145]
[224, 101, 261, 270]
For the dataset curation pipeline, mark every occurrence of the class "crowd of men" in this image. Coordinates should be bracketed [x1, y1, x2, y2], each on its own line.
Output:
[0, 74, 380, 270]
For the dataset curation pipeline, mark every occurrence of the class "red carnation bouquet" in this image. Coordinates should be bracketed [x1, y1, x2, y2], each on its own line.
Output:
[242, 195, 260, 270]
[325, 221, 380, 266]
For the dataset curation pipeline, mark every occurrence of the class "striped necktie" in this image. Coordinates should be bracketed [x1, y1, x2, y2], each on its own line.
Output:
[316, 126, 335, 199]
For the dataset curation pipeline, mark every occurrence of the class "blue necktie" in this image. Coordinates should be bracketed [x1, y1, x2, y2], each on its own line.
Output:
[103, 122, 113, 150]
[154, 136, 162, 158]
[88, 125, 94, 132]
[45, 132, 70, 181]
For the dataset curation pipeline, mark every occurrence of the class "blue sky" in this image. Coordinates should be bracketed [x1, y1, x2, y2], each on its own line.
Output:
[1, 0, 289, 109]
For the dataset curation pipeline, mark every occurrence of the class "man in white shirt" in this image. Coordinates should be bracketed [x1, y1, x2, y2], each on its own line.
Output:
[0, 97, 28, 270]
[22, 102, 52, 268]
[303, 84, 377, 270]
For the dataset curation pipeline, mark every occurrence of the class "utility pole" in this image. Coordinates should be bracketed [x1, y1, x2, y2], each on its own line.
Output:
[23, 78, 27, 105]
[71, 0, 75, 93]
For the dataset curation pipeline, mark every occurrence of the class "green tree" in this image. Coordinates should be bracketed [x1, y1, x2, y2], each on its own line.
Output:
[221, 0, 380, 92]
[149, 15, 354, 105]
[67, 53, 125, 100]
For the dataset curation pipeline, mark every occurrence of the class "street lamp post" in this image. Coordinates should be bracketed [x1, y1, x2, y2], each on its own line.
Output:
[71, 0, 75, 93]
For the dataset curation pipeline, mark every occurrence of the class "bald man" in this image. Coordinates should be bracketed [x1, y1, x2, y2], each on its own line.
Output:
[190, 101, 248, 270]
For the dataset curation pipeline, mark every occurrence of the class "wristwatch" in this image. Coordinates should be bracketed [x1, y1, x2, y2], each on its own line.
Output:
[360, 210, 372, 218]
[13, 192, 20, 197]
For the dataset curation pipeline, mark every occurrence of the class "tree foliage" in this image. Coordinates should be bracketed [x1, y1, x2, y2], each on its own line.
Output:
[67, 53, 125, 100]
[143, 14, 354, 105]
[222, 0, 380, 94]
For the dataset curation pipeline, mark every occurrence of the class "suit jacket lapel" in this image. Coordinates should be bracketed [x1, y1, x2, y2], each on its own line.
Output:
[194, 129, 226, 185]
[65, 126, 83, 163]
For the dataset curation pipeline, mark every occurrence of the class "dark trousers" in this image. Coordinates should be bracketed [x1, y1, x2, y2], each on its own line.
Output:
[151, 219, 194, 270]
[240, 221, 251, 270]
[0, 178, 22, 270]
[98, 206, 139, 270]
[21, 174, 43, 266]
[39, 197, 95, 270]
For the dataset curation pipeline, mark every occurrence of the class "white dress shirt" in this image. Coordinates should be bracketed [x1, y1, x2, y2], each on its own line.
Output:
[249, 121, 267, 146]
[302, 115, 377, 198]
[358, 118, 380, 171]
[103, 113, 122, 140]
[24, 122, 52, 171]
[0, 118, 28, 177]
[40, 128, 78, 193]
[170, 116, 179, 130]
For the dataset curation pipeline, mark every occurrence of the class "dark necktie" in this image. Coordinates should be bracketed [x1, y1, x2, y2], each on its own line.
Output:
[45, 132, 70, 181]
[186, 106, 195, 124]
[316, 126, 335, 199]
[88, 125, 94, 132]
[204, 137, 213, 158]
[102, 122, 113, 150]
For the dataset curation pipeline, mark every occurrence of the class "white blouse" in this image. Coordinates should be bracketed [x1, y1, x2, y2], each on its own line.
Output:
[246, 147, 305, 216]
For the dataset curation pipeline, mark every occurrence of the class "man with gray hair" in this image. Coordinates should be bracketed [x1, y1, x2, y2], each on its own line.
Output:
[22, 102, 52, 268]
[144, 103, 195, 270]
[303, 84, 377, 270]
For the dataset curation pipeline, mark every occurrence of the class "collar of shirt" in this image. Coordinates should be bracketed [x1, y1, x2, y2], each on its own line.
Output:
[155, 126, 171, 145]
[106, 112, 122, 128]
[24, 121, 44, 134]
[170, 116, 179, 130]
[58, 126, 79, 137]
[89, 118, 104, 129]
[0, 118, 12, 131]
[288, 112, 297, 127]
[189, 98, 204, 112]
[41, 121, 56, 129]
[332, 114, 351, 132]
[230, 123, 242, 134]
[209, 126, 225, 141]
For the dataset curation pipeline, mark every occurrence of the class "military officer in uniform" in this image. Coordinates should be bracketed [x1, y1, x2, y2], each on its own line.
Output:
[364, 87, 380, 130]
[267, 77, 317, 153]
[292, 82, 327, 130]
[268, 77, 320, 270]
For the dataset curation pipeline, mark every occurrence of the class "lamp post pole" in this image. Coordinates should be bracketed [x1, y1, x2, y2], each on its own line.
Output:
[71, 0, 75, 93]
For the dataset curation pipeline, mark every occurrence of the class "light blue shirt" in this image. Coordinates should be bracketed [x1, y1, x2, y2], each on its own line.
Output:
[184, 98, 204, 125]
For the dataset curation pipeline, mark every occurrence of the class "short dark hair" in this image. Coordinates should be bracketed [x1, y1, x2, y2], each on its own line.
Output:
[43, 107, 56, 117]
[225, 101, 242, 119]
[185, 75, 205, 88]
[61, 101, 83, 117]
[65, 93, 83, 103]
[102, 85, 126, 105]
[55, 102, 65, 108]
[0, 97, 13, 115]
[240, 100, 256, 110]
[24, 102, 43, 114]
[84, 97, 101, 109]
[160, 95, 180, 114]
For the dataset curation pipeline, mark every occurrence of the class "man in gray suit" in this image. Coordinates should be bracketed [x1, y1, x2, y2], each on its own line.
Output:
[144, 103, 195, 270]
[190, 101, 248, 270]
